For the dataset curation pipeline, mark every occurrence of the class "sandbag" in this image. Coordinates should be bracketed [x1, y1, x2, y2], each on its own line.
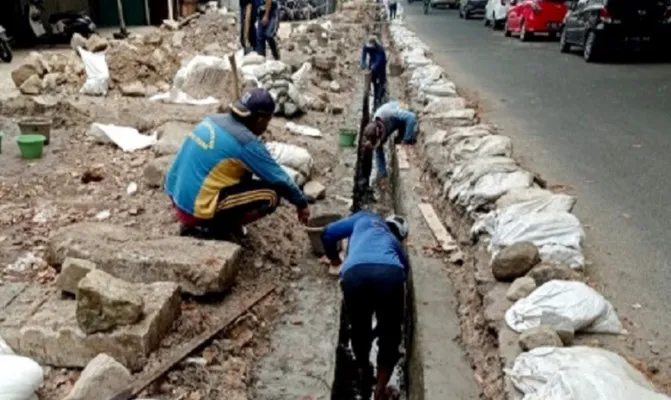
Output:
[78, 47, 109, 96]
[507, 346, 663, 399]
[0, 354, 44, 400]
[266, 142, 313, 178]
[505, 280, 623, 334]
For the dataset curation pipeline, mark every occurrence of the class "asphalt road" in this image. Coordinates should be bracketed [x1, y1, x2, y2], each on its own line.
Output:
[402, 4, 671, 370]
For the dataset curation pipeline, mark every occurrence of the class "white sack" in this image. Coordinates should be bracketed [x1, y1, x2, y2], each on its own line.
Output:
[410, 64, 444, 88]
[286, 122, 322, 138]
[241, 52, 265, 66]
[291, 62, 312, 89]
[78, 47, 109, 96]
[280, 165, 307, 187]
[423, 97, 467, 114]
[266, 141, 313, 177]
[0, 354, 44, 400]
[419, 80, 457, 97]
[149, 90, 219, 106]
[449, 135, 512, 165]
[505, 280, 623, 334]
[487, 210, 585, 268]
[507, 346, 660, 398]
[89, 123, 158, 152]
[524, 368, 670, 400]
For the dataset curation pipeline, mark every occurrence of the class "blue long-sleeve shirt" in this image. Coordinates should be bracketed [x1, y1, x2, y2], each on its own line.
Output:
[165, 113, 307, 219]
[373, 101, 417, 178]
[360, 44, 387, 77]
[321, 211, 410, 278]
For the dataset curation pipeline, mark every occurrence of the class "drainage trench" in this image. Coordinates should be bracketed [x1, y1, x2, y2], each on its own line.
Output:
[331, 14, 411, 400]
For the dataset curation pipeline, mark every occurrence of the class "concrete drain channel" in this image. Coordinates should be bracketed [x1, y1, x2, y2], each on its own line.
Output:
[331, 34, 411, 399]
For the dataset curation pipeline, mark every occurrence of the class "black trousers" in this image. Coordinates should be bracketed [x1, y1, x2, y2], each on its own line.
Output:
[341, 263, 405, 372]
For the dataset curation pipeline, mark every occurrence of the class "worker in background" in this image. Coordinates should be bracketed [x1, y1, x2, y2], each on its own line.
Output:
[240, 0, 258, 54]
[165, 88, 310, 240]
[388, 0, 398, 20]
[256, 0, 280, 60]
[360, 36, 387, 110]
[362, 100, 418, 189]
[321, 211, 410, 400]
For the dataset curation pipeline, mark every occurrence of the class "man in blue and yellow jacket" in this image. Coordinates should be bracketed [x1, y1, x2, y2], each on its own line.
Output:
[165, 88, 310, 239]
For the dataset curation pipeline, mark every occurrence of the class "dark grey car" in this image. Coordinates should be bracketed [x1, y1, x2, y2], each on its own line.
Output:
[459, 0, 487, 18]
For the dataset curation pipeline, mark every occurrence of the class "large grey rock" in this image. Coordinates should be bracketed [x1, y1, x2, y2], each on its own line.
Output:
[303, 181, 326, 202]
[506, 276, 537, 301]
[64, 354, 131, 400]
[491, 242, 541, 282]
[526, 263, 583, 286]
[143, 155, 174, 188]
[518, 326, 563, 351]
[56, 258, 97, 295]
[47, 223, 242, 295]
[154, 121, 192, 156]
[19, 75, 43, 95]
[1, 282, 180, 371]
[77, 270, 144, 334]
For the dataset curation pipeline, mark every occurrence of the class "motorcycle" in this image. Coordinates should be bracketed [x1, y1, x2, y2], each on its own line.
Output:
[0, 25, 12, 63]
[47, 11, 96, 44]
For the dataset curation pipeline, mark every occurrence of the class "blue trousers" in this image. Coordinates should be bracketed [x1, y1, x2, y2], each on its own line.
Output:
[341, 263, 405, 372]
[240, 4, 258, 53]
[372, 72, 387, 111]
[256, 7, 280, 60]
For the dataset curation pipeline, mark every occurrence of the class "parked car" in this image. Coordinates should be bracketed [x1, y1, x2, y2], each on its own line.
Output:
[504, 0, 568, 40]
[460, 0, 488, 18]
[560, 0, 671, 62]
[430, 0, 460, 9]
[484, 0, 510, 28]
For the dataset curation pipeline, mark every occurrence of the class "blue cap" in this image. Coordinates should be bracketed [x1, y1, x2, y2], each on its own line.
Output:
[231, 88, 276, 117]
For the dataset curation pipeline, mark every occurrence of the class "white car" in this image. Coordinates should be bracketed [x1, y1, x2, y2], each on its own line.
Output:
[430, 0, 459, 9]
[484, 0, 509, 29]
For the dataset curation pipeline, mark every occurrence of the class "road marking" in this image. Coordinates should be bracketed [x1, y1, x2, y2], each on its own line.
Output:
[418, 203, 458, 252]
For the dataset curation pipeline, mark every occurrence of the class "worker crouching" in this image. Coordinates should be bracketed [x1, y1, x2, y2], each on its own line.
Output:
[165, 88, 310, 239]
[321, 211, 410, 400]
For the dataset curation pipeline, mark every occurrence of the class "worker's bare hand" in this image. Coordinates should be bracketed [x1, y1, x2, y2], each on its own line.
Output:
[261, 16, 270, 26]
[297, 206, 310, 225]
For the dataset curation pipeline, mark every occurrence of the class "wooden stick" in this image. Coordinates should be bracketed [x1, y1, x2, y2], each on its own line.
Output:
[110, 284, 276, 400]
[167, 0, 174, 21]
[229, 53, 241, 99]
[417, 203, 458, 252]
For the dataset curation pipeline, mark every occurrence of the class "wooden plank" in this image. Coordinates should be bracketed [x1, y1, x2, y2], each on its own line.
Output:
[229, 54, 241, 99]
[417, 203, 458, 252]
[110, 283, 276, 400]
[396, 146, 410, 170]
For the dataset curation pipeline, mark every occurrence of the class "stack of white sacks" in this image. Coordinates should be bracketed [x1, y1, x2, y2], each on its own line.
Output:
[390, 20, 670, 400]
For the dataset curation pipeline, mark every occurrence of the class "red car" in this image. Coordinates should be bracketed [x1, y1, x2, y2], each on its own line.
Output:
[504, 0, 568, 41]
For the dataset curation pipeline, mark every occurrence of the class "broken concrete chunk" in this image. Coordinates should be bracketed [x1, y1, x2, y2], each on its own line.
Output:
[71, 33, 88, 50]
[491, 242, 541, 282]
[19, 75, 43, 95]
[77, 270, 144, 334]
[313, 53, 336, 71]
[143, 155, 174, 188]
[154, 121, 192, 156]
[526, 263, 583, 286]
[63, 354, 131, 400]
[56, 258, 97, 295]
[85, 34, 109, 52]
[47, 223, 242, 295]
[162, 19, 180, 30]
[120, 81, 146, 97]
[5, 282, 180, 371]
[518, 326, 563, 351]
[42, 72, 66, 91]
[12, 64, 40, 88]
[506, 276, 537, 301]
[328, 80, 341, 93]
[303, 181, 326, 202]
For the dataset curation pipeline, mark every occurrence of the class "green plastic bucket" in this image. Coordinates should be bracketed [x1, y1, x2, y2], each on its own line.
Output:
[0, 132, 3, 154]
[339, 129, 357, 148]
[16, 135, 46, 159]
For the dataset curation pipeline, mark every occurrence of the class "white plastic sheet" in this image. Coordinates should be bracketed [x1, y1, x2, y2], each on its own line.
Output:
[285, 122, 322, 138]
[505, 280, 623, 334]
[266, 141, 313, 177]
[78, 47, 109, 96]
[291, 62, 312, 89]
[507, 346, 667, 400]
[0, 354, 44, 400]
[89, 123, 157, 152]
